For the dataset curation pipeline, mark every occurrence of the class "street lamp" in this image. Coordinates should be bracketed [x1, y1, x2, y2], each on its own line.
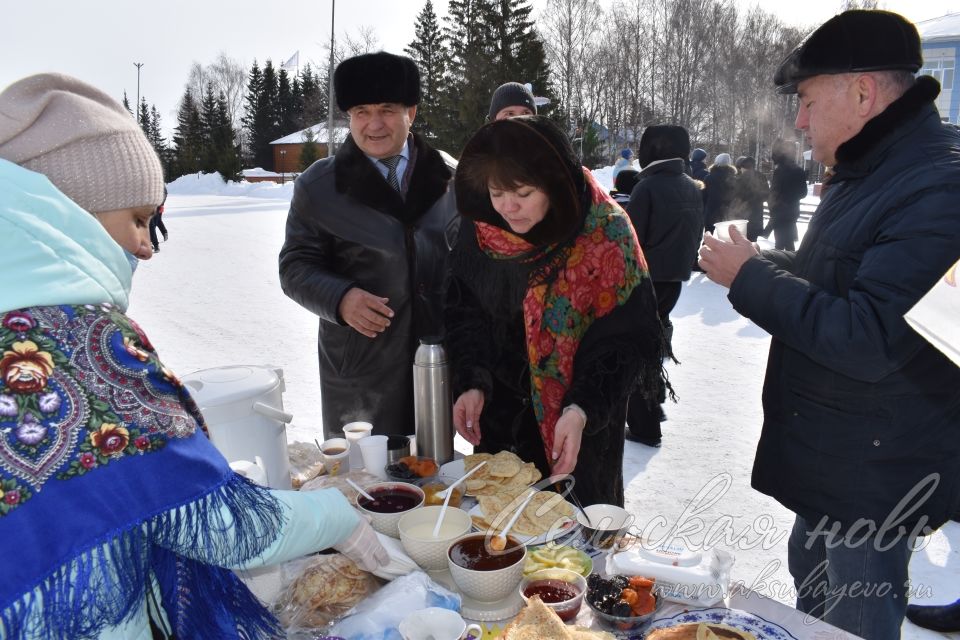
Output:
[279, 149, 287, 184]
[133, 62, 144, 123]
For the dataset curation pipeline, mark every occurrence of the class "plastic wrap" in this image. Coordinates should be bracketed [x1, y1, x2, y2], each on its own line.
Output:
[328, 571, 461, 640]
[300, 469, 381, 501]
[272, 553, 381, 631]
[288, 441, 326, 489]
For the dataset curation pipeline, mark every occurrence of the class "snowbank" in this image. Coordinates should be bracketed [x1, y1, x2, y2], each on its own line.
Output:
[167, 171, 295, 200]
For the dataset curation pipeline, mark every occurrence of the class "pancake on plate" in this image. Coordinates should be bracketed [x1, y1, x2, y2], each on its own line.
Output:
[646, 622, 757, 640]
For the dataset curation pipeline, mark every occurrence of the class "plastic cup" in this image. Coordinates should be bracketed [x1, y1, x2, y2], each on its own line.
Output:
[320, 437, 350, 476]
[713, 219, 749, 243]
[357, 435, 389, 480]
[343, 421, 373, 471]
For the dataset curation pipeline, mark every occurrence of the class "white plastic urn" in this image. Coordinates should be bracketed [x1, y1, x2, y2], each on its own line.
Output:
[182, 365, 293, 489]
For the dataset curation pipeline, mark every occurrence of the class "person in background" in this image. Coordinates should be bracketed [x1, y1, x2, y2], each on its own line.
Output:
[149, 187, 168, 252]
[445, 116, 665, 506]
[701, 152, 737, 234]
[733, 156, 769, 241]
[488, 81, 537, 121]
[0, 73, 387, 640]
[764, 139, 807, 250]
[698, 11, 960, 638]
[279, 52, 458, 439]
[609, 168, 640, 206]
[623, 125, 703, 446]
[612, 147, 634, 180]
[689, 147, 710, 180]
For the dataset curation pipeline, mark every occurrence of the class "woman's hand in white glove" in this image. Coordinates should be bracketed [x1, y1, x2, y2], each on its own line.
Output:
[333, 517, 389, 572]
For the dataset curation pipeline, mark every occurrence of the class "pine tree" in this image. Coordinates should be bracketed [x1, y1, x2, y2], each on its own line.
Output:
[298, 64, 326, 128]
[214, 91, 241, 180]
[494, 0, 555, 115]
[200, 83, 220, 172]
[172, 89, 204, 178]
[277, 68, 299, 135]
[138, 98, 152, 139]
[299, 126, 321, 170]
[242, 59, 281, 170]
[405, 0, 447, 140]
[438, 0, 499, 153]
[122, 91, 133, 117]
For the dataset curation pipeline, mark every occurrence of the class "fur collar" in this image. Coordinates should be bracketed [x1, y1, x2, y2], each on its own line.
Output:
[834, 75, 941, 171]
[334, 133, 454, 224]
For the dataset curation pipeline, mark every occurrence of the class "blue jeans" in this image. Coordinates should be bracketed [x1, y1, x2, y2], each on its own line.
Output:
[788, 515, 914, 640]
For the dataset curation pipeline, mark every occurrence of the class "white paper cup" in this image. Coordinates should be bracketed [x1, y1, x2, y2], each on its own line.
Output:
[713, 219, 749, 243]
[320, 438, 350, 476]
[399, 607, 481, 640]
[357, 434, 389, 480]
[343, 421, 373, 471]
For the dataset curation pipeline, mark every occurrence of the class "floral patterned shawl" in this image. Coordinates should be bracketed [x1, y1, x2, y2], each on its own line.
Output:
[473, 169, 649, 457]
[0, 304, 283, 639]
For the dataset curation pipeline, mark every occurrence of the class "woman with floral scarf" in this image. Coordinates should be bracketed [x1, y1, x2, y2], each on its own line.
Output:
[0, 73, 386, 640]
[446, 116, 666, 507]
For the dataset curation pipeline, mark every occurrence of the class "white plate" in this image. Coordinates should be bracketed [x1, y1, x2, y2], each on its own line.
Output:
[647, 607, 799, 639]
[438, 458, 465, 479]
[468, 503, 580, 547]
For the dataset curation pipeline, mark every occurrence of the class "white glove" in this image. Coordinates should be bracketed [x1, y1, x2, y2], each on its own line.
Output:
[333, 517, 390, 572]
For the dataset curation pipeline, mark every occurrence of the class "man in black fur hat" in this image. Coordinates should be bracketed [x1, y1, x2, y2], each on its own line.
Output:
[279, 51, 458, 438]
[698, 10, 960, 639]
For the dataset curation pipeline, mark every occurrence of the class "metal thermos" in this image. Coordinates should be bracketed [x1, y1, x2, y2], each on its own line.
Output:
[413, 338, 454, 464]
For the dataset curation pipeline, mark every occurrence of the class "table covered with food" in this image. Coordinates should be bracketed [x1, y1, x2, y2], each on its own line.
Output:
[257, 446, 864, 640]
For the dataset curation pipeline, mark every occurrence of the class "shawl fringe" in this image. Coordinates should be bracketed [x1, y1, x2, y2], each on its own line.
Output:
[1, 473, 284, 640]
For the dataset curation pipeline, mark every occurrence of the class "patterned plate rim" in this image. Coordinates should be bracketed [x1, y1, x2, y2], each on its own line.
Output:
[646, 606, 799, 639]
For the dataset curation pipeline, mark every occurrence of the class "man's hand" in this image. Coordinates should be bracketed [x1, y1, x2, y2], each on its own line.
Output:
[551, 409, 585, 476]
[698, 226, 759, 288]
[453, 389, 484, 446]
[338, 287, 394, 338]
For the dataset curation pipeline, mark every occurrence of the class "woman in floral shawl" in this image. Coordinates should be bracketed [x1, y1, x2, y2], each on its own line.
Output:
[0, 73, 386, 640]
[447, 116, 665, 507]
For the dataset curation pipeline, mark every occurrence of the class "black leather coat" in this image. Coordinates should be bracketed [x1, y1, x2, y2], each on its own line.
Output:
[729, 77, 960, 533]
[279, 134, 458, 437]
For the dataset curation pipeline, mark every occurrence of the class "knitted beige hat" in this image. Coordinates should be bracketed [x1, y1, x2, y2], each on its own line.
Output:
[0, 73, 164, 214]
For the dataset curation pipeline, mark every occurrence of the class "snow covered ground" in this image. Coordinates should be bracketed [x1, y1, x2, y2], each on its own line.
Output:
[128, 174, 958, 639]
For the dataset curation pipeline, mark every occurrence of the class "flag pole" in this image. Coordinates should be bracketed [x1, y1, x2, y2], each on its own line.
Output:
[327, 0, 336, 157]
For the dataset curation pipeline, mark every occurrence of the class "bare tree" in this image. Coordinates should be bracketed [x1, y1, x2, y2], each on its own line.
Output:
[184, 53, 247, 133]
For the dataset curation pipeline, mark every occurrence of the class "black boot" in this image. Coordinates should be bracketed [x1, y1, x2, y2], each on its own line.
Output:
[906, 599, 960, 632]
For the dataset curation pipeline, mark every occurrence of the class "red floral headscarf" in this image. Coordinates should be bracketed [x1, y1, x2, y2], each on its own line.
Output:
[474, 168, 649, 456]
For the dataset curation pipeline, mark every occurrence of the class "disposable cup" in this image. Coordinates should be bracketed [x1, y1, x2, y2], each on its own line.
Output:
[357, 435, 389, 480]
[320, 438, 350, 476]
[713, 219, 749, 243]
[343, 421, 373, 471]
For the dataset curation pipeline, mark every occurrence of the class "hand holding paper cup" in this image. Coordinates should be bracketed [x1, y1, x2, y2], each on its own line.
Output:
[713, 219, 749, 243]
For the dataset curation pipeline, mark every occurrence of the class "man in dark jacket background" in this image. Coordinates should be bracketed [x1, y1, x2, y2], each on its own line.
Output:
[624, 125, 703, 446]
[698, 10, 960, 639]
[764, 139, 807, 250]
[279, 52, 458, 438]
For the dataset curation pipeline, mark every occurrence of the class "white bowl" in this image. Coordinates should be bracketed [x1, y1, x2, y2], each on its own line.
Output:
[354, 481, 425, 538]
[399, 506, 473, 571]
[447, 533, 527, 602]
[577, 504, 634, 549]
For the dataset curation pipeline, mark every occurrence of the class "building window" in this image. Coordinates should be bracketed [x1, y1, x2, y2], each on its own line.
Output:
[921, 58, 955, 91]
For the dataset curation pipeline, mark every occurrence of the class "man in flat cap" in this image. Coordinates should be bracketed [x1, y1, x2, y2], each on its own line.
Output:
[698, 10, 960, 638]
[279, 51, 458, 438]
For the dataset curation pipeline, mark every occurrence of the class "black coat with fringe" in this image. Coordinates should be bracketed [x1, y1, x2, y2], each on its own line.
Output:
[279, 133, 459, 438]
[730, 76, 960, 532]
[445, 212, 664, 508]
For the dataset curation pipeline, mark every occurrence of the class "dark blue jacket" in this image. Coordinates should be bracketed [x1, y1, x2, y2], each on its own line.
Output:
[729, 76, 960, 532]
[625, 159, 704, 282]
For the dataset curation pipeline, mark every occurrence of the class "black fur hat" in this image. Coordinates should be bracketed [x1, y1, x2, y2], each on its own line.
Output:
[637, 125, 691, 168]
[775, 10, 921, 94]
[334, 52, 421, 111]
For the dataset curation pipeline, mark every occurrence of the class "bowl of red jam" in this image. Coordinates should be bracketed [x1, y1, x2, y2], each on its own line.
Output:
[355, 481, 425, 538]
[519, 568, 587, 622]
